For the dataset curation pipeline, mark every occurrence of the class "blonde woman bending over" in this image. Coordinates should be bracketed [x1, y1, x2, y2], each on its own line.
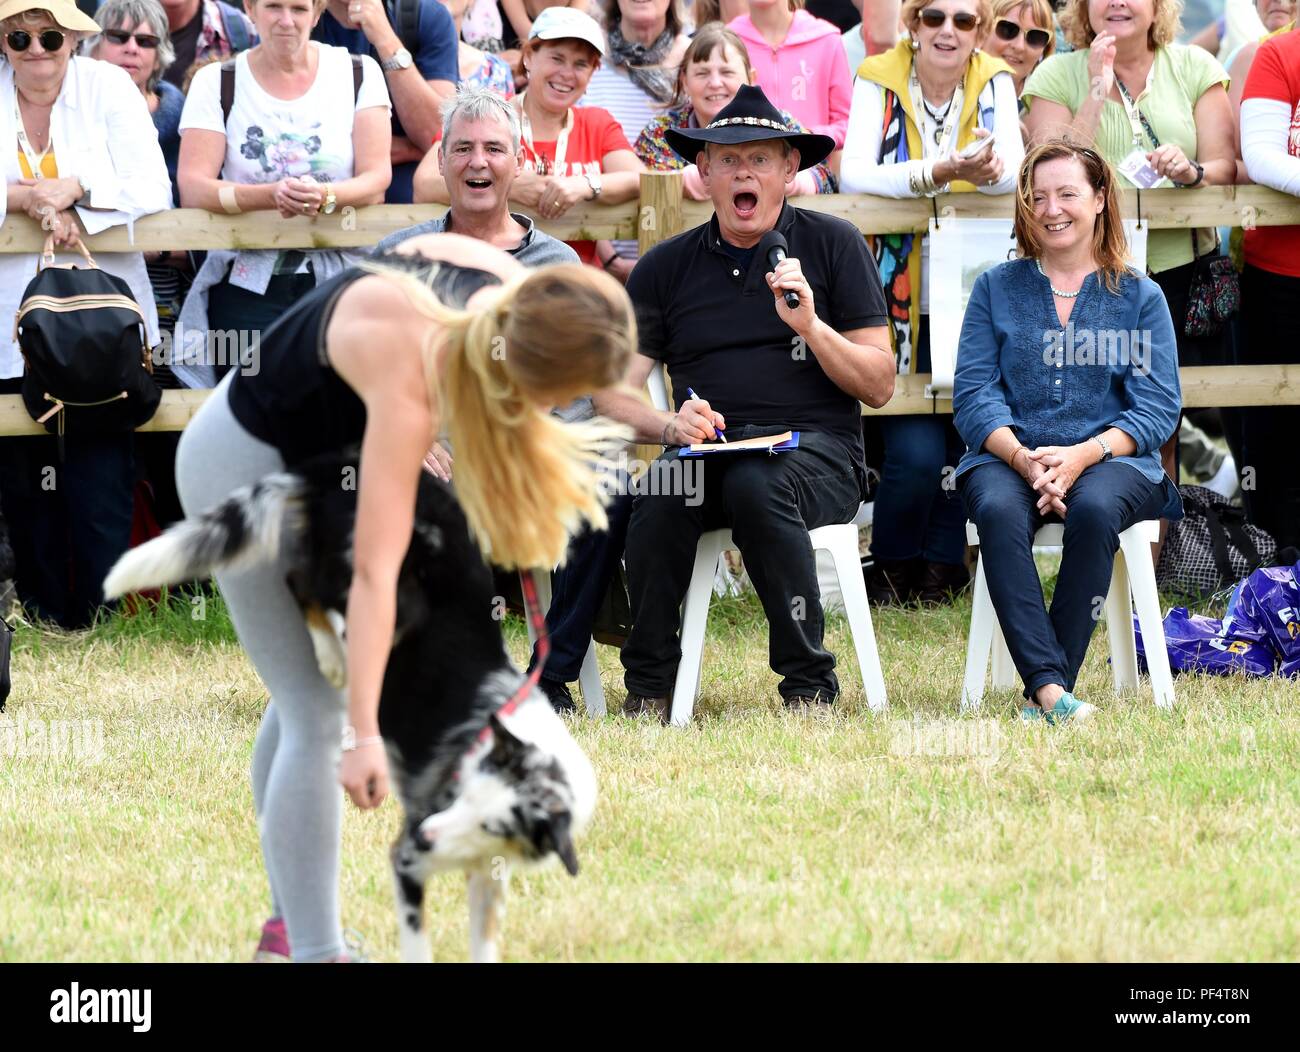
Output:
[167, 233, 634, 961]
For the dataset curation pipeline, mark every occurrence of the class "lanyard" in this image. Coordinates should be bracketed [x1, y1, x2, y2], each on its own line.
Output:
[909, 65, 964, 159]
[1115, 77, 1156, 149]
[517, 93, 572, 176]
[14, 93, 51, 180]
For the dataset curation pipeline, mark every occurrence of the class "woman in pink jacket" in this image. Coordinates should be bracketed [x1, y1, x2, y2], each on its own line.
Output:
[728, 0, 853, 154]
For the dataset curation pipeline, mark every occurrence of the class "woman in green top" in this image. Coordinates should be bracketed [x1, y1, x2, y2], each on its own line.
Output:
[1020, 0, 1236, 382]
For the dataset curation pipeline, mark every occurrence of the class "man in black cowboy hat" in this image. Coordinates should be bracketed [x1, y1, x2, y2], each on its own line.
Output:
[593, 84, 896, 720]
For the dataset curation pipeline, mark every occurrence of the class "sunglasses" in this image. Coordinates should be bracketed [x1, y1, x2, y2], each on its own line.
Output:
[918, 8, 981, 32]
[994, 19, 1051, 49]
[103, 28, 161, 49]
[6, 29, 67, 52]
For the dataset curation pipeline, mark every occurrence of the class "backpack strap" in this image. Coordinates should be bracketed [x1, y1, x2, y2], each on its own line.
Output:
[388, 0, 420, 54]
[1218, 505, 1265, 575]
[1200, 503, 1246, 588]
[220, 57, 237, 128]
[351, 54, 363, 103]
[219, 2, 251, 54]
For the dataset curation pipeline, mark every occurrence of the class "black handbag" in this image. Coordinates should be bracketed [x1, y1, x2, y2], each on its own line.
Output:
[16, 235, 160, 449]
[1184, 229, 1240, 338]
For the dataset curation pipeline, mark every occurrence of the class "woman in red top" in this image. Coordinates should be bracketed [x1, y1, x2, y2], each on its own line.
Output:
[413, 8, 642, 266]
[1239, 27, 1300, 550]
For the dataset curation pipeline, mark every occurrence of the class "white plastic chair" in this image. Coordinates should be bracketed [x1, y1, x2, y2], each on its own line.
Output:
[643, 364, 887, 725]
[525, 572, 606, 716]
[962, 520, 1175, 711]
[670, 522, 888, 725]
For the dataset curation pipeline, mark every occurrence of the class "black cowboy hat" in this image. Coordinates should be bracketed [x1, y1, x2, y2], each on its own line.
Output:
[664, 84, 836, 172]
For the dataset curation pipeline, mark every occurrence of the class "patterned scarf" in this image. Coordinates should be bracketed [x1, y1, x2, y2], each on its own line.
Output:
[605, 25, 678, 105]
[873, 89, 915, 374]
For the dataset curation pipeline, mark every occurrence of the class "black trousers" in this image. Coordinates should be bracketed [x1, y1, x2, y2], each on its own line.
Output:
[528, 486, 635, 683]
[1239, 264, 1300, 551]
[621, 428, 862, 701]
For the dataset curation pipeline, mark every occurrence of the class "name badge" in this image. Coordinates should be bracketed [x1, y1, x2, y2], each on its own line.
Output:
[1118, 148, 1165, 189]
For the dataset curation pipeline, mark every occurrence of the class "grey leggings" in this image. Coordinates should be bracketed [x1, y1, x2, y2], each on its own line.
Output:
[175, 373, 346, 962]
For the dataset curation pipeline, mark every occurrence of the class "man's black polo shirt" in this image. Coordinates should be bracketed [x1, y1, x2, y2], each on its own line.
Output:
[626, 201, 889, 485]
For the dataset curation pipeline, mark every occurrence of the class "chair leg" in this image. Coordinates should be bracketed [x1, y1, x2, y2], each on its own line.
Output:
[990, 620, 1016, 690]
[825, 528, 888, 712]
[670, 533, 726, 727]
[1105, 550, 1138, 693]
[1121, 528, 1175, 709]
[578, 638, 605, 717]
[963, 553, 995, 712]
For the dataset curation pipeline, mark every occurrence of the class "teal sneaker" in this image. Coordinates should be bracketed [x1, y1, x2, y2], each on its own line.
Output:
[1021, 705, 1042, 722]
[1044, 693, 1096, 725]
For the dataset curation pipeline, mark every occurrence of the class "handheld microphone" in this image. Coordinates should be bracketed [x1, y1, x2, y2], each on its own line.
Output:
[758, 231, 799, 311]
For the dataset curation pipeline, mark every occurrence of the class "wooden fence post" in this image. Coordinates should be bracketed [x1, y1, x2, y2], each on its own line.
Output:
[637, 171, 685, 256]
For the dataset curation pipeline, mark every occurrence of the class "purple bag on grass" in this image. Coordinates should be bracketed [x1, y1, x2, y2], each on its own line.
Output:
[1135, 607, 1276, 677]
[1228, 562, 1300, 669]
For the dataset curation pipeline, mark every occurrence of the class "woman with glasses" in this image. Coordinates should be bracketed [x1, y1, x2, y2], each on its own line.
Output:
[982, 0, 1055, 100]
[0, 0, 172, 628]
[954, 140, 1181, 723]
[840, 0, 1024, 606]
[89, 0, 190, 527]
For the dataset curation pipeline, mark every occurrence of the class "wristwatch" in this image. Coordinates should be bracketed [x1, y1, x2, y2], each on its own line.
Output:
[381, 47, 413, 72]
[1092, 435, 1113, 462]
[322, 184, 337, 215]
[583, 170, 603, 200]
[1177, 161, 1205, 188]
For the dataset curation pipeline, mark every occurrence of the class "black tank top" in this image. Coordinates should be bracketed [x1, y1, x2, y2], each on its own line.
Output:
[226, 253, 502, 466]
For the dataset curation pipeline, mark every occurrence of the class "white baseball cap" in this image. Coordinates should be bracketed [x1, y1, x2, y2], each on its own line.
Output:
[527, 7, 607, 57]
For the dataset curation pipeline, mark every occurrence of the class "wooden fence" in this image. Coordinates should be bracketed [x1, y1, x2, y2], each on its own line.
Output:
[1, 175, 1297, 436]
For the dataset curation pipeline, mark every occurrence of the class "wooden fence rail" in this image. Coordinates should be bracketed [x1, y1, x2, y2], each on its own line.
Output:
[1, 177, 1296, 435]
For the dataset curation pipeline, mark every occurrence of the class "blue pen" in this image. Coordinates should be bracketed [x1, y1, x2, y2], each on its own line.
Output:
[686, 388, 726, 442]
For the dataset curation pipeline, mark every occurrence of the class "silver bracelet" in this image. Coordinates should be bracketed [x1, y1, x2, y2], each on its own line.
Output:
[661, 419, 675, 446]
[342, 725, 384, 752]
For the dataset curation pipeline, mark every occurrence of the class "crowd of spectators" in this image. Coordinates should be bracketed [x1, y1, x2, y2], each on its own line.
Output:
[0, 0, 1294, 685]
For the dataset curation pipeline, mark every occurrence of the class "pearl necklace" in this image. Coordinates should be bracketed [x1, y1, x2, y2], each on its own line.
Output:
[1036, 259, 1083, 298]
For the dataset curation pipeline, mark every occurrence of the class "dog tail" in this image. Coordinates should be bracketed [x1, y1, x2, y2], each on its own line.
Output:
[103, 473, 307, 599]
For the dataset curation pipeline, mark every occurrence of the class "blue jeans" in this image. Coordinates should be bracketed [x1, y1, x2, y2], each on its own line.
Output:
[871, 413, 968, 564]
[528, 487, 635, 683]
[870, 317, 967, 565]
[960, 459, 1166, 699]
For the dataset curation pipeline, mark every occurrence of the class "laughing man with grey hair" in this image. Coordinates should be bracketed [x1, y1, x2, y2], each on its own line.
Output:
[376, 86, 631, 717]
[373, 87, 575, 267]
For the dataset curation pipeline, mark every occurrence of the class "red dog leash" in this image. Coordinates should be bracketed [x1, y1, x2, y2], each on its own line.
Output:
[473, 568, 550, 745]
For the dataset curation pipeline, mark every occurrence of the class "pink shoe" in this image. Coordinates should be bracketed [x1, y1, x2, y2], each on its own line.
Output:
[253, 917, 291, 963]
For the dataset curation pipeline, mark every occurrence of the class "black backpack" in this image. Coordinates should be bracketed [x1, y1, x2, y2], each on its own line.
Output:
[17, 240, 160, 449]
[1156, 484, 1277, 597]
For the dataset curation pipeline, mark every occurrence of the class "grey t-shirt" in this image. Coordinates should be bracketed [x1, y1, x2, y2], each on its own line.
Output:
[372, 212, 593, 422]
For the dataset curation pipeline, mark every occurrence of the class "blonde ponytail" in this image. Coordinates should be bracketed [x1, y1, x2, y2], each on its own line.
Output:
[370, 262, 636, 570]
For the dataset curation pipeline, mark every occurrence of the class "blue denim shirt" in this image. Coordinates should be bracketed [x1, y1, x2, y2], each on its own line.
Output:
[953, 258, 1183, 518]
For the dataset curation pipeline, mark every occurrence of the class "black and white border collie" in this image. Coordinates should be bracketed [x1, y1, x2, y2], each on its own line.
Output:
[104, 450, 596, 964]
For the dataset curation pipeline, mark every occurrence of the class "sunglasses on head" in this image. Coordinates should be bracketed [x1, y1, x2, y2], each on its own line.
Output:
[994, 19, 1051, 49]
[918, 7, 981, 32]
[6, 28, 67, 52]
[103, 28, 160, 49]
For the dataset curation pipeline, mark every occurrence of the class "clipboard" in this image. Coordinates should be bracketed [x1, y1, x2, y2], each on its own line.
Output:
[677, 431, 801, 457]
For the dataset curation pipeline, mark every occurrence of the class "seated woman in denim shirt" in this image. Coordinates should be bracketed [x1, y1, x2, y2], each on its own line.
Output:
[953, 140, 1182, 724]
